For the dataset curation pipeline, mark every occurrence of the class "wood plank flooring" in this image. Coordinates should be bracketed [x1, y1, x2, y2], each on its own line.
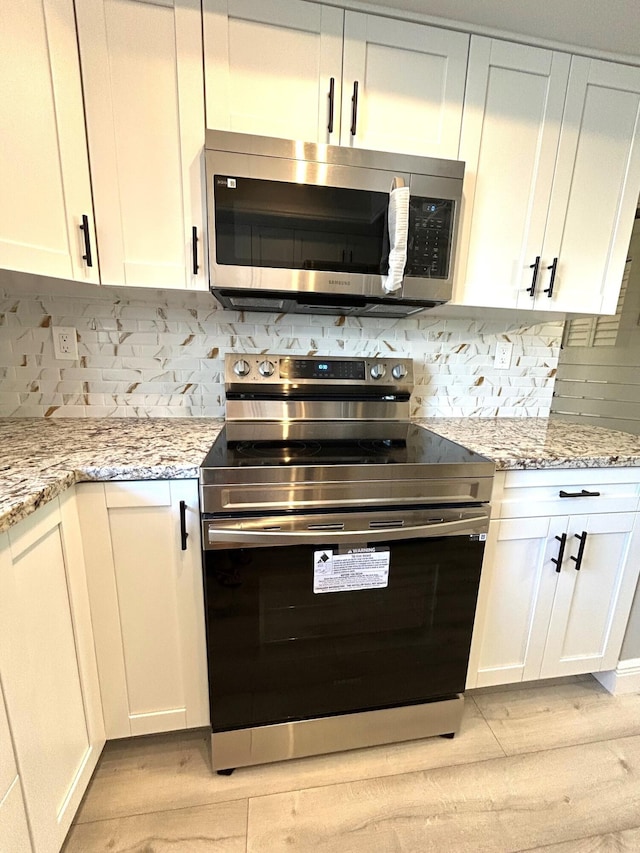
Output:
[63, 676, 640, 852]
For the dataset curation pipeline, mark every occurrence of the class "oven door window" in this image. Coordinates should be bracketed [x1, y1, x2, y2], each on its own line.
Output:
[214, 175, 388, 274]
[204, 535, 484, 732]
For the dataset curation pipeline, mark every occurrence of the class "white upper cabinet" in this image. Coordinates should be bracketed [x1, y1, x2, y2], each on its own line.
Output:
[539, 58, 640, 314]
[204, 0, 344, 144]
[203, 1, 469, 158]
[454, 38, 570, 310]
[0, 0, 98, 284]
[75, 0, 207, 290]
[340, 12, 468, 157]
[455, 37, 640, 315]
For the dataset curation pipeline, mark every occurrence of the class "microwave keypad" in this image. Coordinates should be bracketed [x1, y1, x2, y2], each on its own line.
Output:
[405, 198, 454, 279]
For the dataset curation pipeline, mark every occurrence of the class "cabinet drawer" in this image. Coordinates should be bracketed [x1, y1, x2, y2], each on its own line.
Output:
[492, 468, 640, 519]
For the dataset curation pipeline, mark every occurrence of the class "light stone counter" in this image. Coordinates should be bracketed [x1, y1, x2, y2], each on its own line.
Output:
[0, 418, 223, 534]
[418, 417, 640, 471]
[2, 416, 640, 535]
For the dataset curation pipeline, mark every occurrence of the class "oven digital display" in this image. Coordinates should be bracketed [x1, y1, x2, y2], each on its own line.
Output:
[282, 359, 366, 380]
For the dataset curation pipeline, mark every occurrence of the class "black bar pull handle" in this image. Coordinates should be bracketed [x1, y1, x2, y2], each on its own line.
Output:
[192, 226, 199, 275]
[559, 489, 601, 498]
[79, 214, 93, 267]
[179, 500, 189, 551]
[526, 256, 540, 296]
[570, 531, 588, 571]
[551, 533, 567, 573]
[350, 81, 359, 136]
[544, 257, 558, 297]
[327, 77, 335, 133]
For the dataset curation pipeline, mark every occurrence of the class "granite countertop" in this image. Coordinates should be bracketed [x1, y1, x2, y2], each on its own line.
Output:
[418, 417, 640, 470]
[0, 418, 224, 534]
[2, 416, 640, 535]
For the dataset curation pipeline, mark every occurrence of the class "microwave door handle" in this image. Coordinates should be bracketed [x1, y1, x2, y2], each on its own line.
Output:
[380, 177, 408, 275]
[204, 515, 489, 549]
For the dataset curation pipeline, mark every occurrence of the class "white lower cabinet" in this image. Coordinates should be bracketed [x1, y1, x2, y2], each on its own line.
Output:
[467, 469, 640, 688]
[0, 676, 31, 853]
[0, 489, 104, 853]
[78, 480, 209, 739]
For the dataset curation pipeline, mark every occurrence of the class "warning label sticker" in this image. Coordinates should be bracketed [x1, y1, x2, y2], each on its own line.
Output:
[313, 547, 390, 594]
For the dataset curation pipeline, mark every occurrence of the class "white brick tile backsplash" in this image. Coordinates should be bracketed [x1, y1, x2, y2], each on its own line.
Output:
[0, 272, 564, 418]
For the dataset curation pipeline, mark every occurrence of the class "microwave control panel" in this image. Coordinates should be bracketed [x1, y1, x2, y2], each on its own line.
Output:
[405, 197, 454, 279]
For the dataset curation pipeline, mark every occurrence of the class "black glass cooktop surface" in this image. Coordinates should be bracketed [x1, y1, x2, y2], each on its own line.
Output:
[201, 423, 492, 469]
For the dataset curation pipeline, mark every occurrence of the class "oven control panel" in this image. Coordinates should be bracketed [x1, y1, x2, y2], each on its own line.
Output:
[225, 354, 413, 388]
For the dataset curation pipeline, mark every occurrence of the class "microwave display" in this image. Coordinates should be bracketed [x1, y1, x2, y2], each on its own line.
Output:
[214, 175, 388, 274]
[406, 198, 454, 279]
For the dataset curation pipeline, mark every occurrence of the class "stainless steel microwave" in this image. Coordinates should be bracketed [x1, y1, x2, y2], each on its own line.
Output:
[204, 130, 464, 318]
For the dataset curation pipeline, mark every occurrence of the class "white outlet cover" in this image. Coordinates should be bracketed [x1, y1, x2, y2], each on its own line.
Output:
[494, 341, 513, 370]
[52, 326, 79, 361]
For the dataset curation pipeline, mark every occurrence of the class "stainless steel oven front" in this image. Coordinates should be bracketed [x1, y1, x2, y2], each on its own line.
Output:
[201, 503, 489, 772]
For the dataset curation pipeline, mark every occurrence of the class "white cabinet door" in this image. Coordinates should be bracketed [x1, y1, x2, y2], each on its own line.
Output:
[204, 0, 344, 143]
[340, 13, 468, 158]
[454, 37, 570, 309]
[79, 480, 209, 739]
[0, 780, 32, 853]
[75, 0, 207, 290]
[0, 0, 98, 284]
[537, 58, 640, 314]
[0, 680, 29, 853]
[0, 492, 104, 853]
[466, 516, 563, 688]
[541, 512, 640, 678]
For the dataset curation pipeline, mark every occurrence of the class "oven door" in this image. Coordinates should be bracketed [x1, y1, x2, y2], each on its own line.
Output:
[202, 506, 488, 733]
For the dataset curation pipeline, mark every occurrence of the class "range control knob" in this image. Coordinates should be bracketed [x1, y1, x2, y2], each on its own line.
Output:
[370, 363, 386, 380]
[258, 360, 275, 377]
[392, 363, 408, 380]
[233, 359, 251, 377]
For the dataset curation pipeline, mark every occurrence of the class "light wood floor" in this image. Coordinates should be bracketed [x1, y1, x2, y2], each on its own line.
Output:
[63, 675, 640, 852]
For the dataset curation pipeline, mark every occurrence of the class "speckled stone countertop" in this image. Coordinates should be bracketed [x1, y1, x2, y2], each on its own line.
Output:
[0, 418, 223, 534]
[2, 416, 640, 535]
[417, 417, 640, 471]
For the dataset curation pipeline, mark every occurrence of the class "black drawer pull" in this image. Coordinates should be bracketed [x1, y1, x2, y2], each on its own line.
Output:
[179, 500, 189, 551]
[526, 256, 540, 296]
[544, 257, 558, 297]
[327, 76, 335, 133]
[192, 226, 199, 275]
[559, 489, 601, 498]
[570, 531, 588, 571]
[350, 81, 359, 136]
[551, 533, 567, 573]
[79, 214, 93, 267]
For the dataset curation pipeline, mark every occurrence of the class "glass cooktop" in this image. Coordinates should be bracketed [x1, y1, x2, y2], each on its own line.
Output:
[201, 423, 492, 469]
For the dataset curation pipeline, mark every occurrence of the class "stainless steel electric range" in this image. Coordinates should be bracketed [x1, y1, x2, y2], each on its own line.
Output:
[200, 354, 494, 773]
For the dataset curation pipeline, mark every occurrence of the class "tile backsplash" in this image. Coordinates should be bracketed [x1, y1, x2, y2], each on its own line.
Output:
[0, 272, 563, 418]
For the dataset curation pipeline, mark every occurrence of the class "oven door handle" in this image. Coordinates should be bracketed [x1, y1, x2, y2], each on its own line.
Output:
[204, 514, 489, 548]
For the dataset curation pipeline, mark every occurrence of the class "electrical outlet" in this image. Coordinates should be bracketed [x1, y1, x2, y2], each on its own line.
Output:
[52, 326, 79, 361]
[494, 341, 513, 370]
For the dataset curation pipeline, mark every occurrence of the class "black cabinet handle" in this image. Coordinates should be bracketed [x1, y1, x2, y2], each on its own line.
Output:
[327, 77, 335, 133]
[551, 533, 567, 573]
[526, 256, 540, 296]
[79, 214, 93, 267]
[544, 257, 558, 297]
[179, 500, 189, 551]
[350, 81, 359, 136]
[570, 531, 588, 571]
[559, 489, 601, 498]
[192, 226, 199, 275]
